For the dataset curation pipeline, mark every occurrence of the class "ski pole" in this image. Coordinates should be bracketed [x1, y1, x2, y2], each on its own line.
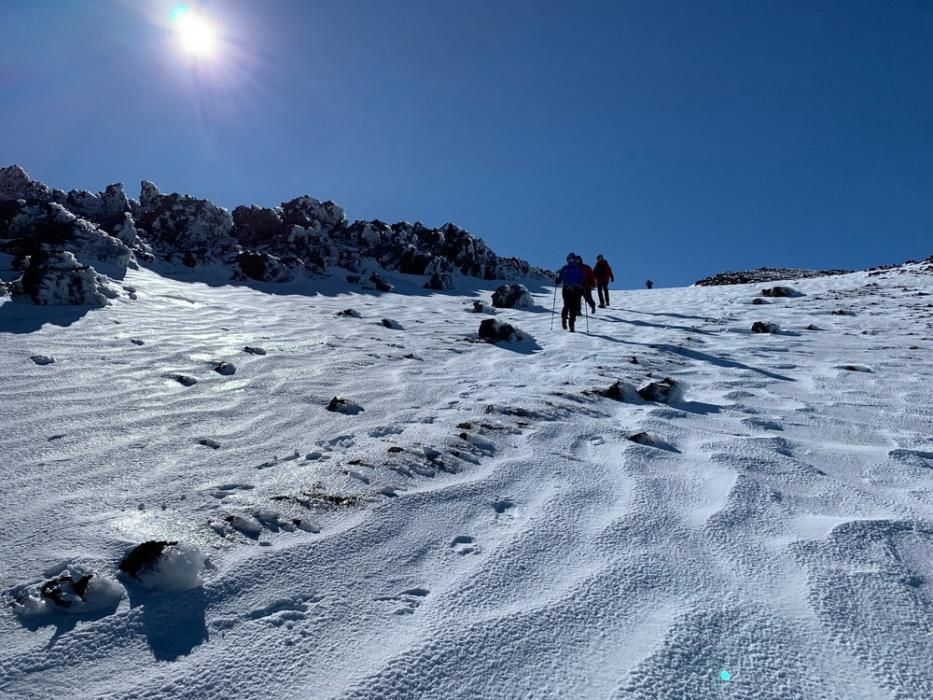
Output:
[550, 285, 558, 330]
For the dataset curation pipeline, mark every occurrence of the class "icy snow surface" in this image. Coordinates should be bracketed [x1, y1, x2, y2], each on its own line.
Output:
[1, 264, 932, 699]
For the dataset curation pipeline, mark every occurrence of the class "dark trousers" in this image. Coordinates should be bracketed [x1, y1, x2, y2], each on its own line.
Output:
[597, 283, 609, 306]
[561, 287, 583, 328]
[583, 287, 596, 312]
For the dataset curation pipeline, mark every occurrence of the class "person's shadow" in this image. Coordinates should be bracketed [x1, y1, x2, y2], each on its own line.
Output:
[125, 583, 209, 661]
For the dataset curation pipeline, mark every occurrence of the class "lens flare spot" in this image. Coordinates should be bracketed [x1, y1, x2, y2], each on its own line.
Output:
[720, 670, 732, 682]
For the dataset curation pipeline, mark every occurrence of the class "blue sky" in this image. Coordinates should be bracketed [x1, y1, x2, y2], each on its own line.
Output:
[1, 0, 931, 285]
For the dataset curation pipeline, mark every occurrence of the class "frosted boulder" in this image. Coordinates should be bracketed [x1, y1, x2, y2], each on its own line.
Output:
[478, 318, 526, 343]
[0, 200, 132, 271]
[14, 250, 117, 306]
[491, 283, 532, 309]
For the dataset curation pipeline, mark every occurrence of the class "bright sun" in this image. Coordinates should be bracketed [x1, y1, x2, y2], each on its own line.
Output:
[172, 6, 218, 58]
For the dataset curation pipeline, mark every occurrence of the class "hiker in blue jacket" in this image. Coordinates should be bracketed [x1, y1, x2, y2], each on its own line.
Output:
[555, 252, 585, 332]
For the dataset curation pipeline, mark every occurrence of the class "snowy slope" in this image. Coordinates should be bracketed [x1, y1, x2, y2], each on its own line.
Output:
[1, 263, 932, 699]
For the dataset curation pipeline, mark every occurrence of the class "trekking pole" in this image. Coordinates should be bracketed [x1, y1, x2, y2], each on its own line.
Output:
[584, 294, 589, 334]
[549, 285, 558, 330]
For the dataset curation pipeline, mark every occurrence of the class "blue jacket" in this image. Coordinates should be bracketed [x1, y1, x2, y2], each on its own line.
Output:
[556, 263, 584, 287]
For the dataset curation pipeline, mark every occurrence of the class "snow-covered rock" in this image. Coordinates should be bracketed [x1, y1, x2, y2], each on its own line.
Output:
[135, 180, 236, 266]
[0, 200, 132, 271]
[491, 283, 533, 309]
[65, 183, 131, 233]
[12, 564, 124, 617]
[12, 250, 118, 306]
[478, 318, 526, 343]
[636, 377, 685, 403]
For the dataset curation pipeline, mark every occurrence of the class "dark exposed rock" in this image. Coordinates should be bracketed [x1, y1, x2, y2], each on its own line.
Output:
[752, 298, 767, 305]
[232, 205, 285, 247]
[601, 381, 628, 401]
[30, 354, 54, 365]
[491, 283, 532, 309]
[478, 318, 525, 343]
[167, 373, 198, 387]
[751, 321, 780, 333]
[119, 541, 178, 579]
[0, 164, 52, 202]
[761, 286, 802, 298]
[696, 267, 850, 286]
[236, 251, 295, 283]
[369, 272, 393, 292]
[327, 396, 364, 414]
[336, 308, 362, 318]
[628, 431, 679, 452]
[381, 318, 403, 330]
[425, 271, 454, 290]
[243, 346, 267, 355]
[213, 361, 236, 376]
[637, 377, 683, 403]
[39, 573, 94, 609]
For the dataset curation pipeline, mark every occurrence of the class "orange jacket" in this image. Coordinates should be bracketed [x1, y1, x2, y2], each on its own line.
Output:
[581, 264, 597, 289]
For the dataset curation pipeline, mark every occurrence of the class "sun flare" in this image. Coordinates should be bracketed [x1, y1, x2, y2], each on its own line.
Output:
[172, 6, 218, 59]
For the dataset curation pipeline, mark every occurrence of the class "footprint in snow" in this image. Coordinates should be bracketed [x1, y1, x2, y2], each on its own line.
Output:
[376, 587, 430, 615]
[450, 535, 479, 555]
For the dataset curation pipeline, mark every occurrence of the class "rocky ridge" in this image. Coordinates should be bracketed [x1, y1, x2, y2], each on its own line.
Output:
[0, 164, 551, 305]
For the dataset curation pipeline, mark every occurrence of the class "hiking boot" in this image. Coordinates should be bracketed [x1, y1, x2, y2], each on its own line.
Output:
[561, 317, 567, 330]
[590, 305, 596, 314]
[598, 304, 606, 308]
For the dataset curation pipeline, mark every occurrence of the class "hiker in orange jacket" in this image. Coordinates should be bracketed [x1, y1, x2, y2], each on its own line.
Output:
[576, 255, 597, 315]
[594, 254, 615, 307]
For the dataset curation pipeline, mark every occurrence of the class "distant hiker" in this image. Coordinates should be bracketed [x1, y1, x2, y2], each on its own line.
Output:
[645, 279, 654, 289]
[594, 254, 615, 307]
[577, 255, 597, 315]
[555, 252, 584, 332]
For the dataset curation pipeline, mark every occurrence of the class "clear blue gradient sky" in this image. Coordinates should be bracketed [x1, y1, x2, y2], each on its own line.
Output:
[2, 0, 931, 285]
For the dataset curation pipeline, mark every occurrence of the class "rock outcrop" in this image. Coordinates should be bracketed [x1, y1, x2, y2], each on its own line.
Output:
[1, 165, 551, 303]
[695, 267, 850, 286]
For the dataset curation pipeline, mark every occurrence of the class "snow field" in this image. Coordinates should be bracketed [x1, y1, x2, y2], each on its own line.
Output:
[1, 263, 932, 699]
